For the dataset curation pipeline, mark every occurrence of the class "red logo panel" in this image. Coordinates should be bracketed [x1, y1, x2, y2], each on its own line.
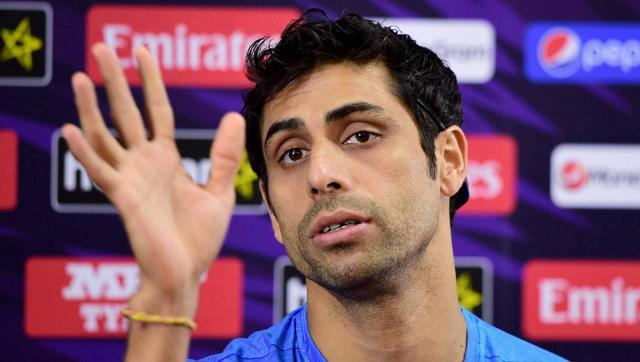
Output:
[86, 5, 299, 88]
[459, 135, 517, 215]
[25, 257, 243, 338]
[523, 260, 640, 341]
[0, 130, 18, 210]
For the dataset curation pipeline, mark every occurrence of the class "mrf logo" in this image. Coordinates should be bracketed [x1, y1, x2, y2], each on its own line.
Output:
[458, 135, 517, 215]
[25, 257, 243, 337]
[273, 256, 493, 323]
[51, 129, 264, 214]
[523, 260, 640, 341]
[526, 23, 640, 83]
[0, 2, 52, 86]
[86, 5, 299, 88]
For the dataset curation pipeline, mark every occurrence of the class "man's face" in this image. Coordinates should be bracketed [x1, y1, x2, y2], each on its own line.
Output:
[261, 62, 442, 297]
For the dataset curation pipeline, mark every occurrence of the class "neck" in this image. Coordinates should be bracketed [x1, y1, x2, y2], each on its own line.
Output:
[306, 225, 466, 362]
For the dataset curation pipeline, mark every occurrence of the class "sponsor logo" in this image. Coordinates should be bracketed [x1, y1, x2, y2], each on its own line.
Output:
[0, 2, 52, 86]
[51, 129, 265, 214]
[455, 258, 494, 323]
[272, 256, 307, 324]
[551, 144, 640, 209]
[526, 23, 640, 83]
[538, 27, 582, 78]
[523, 260, 640, 341]
[458, 135, 517, 215]
[86, 5, 299, 87]
[25, 257, 243, 337]
[560, 160, 589, 191]
[273, 256, 493, 323]
[0, 130, 18, 210]
[370, 18, 495, 83]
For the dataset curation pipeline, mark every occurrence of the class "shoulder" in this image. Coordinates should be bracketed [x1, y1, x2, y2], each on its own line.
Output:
[190, 306, 317, 362]
[462, 308, 566, 362]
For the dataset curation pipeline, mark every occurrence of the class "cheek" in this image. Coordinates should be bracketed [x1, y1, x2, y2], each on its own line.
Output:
[361, 144, 438, 219]
[363, 143, 432, 189]
[268, 175, 304, 234]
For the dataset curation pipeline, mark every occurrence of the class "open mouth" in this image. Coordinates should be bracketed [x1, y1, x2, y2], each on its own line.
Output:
[308, 210, 371, 246]
[320, 220, 361, 234]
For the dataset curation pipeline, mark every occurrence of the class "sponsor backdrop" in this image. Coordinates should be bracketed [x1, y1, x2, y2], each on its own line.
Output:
[0, 0, 639, 360]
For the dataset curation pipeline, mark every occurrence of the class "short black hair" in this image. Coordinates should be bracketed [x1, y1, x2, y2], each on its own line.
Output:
[243, 9, 464, 222]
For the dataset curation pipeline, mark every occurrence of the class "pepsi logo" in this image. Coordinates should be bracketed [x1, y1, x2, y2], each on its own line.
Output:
[561, 160, 589, 191]
[538, 27, 582, 78]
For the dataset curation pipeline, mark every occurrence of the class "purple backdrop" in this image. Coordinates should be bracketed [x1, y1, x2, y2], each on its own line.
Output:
[1, 0, 639, 360]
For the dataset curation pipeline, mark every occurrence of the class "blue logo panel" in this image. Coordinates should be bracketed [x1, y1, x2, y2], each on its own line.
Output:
[525, 23, 640, 83]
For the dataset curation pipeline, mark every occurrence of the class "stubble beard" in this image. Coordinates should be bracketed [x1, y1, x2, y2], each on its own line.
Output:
[283, 195, 436, 302]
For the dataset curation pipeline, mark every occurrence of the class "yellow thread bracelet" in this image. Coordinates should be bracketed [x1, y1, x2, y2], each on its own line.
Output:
[121, 308, 197, 330]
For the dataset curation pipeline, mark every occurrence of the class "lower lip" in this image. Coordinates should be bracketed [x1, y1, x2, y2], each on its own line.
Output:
[311, 222, 372, 248]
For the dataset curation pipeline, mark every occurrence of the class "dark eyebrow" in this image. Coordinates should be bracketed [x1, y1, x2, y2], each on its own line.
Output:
[263, 102, 384, 151]
[325, 102, 385, 123]
[264, 117, 304, 150]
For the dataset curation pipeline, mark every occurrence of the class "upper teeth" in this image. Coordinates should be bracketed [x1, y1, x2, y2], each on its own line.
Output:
[321, 220, 357, 234]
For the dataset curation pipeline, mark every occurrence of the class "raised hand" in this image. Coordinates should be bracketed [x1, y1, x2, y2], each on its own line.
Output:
[62, 43, 245, 320]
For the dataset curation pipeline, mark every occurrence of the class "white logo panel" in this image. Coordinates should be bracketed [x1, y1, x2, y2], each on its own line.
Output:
[371, 18, 495, 83]
[551, 144, 640, 208]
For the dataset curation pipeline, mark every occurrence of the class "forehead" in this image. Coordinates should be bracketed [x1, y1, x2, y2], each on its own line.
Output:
[261, 62, 401, 139]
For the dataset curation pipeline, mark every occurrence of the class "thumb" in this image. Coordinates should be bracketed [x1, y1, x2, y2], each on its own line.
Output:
[206, 112, 246, 202]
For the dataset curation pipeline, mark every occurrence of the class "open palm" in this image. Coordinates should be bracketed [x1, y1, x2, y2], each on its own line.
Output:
[62, 44, 245, 309]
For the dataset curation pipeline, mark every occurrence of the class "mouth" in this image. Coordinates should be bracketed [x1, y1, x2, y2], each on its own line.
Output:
[308, 211, 372, 247]
[320, 219, 361, 234]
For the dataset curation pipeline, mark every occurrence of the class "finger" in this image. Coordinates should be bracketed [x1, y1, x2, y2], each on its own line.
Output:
[134, 47, 175, 140]
[92, 43, 146, 147]
[72, 72, 126, 166]
[61, 123, 120, 194]
[206, 112, 246, 202]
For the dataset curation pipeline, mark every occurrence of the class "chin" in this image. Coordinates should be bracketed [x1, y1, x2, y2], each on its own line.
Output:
[303, 248, 402, 301]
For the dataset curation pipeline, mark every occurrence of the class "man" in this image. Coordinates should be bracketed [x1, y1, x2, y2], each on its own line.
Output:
[62, 10, 564, 362]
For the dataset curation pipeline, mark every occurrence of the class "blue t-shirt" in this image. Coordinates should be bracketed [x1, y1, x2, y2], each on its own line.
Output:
[191, 305, 565, 361]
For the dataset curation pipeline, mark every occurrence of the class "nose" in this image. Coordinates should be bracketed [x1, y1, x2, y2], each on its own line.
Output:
[307, 141, 353, 198]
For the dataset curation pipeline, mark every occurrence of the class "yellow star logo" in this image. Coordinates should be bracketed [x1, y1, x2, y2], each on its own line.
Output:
[456, 272, 483, 312]
[1, 17, 43, 71]
[234, 151, 258, 201]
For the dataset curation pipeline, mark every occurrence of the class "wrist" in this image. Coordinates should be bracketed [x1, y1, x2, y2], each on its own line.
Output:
[128, 279, 201, 319]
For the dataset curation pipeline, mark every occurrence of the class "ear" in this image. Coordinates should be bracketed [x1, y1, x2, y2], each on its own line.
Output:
[437, 126, 467, 197]
[260, 180, 283, 243]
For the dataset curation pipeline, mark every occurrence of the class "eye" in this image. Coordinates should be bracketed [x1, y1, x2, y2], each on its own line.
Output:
[279, 148, 308, 165]
[344, 131, 380, 145]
